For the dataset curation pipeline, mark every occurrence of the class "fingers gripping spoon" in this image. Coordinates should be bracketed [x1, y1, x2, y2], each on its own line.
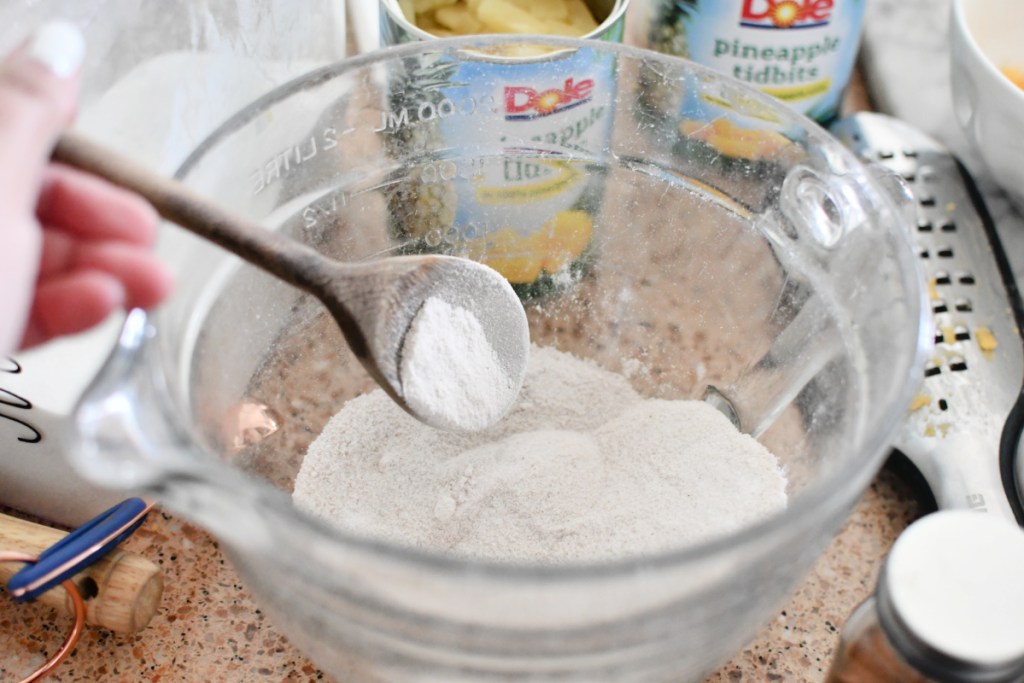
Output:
[53, 131, 529, 433]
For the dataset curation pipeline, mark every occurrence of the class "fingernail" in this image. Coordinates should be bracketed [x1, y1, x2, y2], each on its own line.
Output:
[27, 21, 85, 78]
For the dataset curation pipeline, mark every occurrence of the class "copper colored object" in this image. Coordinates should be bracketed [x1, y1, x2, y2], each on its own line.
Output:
[0, 551, 85, 682]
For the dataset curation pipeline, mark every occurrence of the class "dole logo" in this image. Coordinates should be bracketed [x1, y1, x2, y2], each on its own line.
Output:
[740, 0, 834, 29]
[504, 78, 594, 120]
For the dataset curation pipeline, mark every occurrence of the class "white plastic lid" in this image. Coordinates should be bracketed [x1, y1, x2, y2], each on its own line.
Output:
[883, 510, 1024, 677]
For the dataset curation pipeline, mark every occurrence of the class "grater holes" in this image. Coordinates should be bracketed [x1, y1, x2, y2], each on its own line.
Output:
[938, 398, 949, 411]
[925, 361, 942, 377]
[958, 272, 976, 285]
[902, 171, 917, 182]
[940, 220, 956, 232]
[918, 219, 933, 232]
[934, 327, 944, 344]
[919, 247, 930, 259]
[935, 271, 952, 286]
[955, 298, 972, 312]
[937, 246, 954, 258]
[878, 150, 895, 160]
[954, 325, 970, 341]
[932, 300, 948, 314]
[949, 356, 968, 372]
[920, 195, 936, 207]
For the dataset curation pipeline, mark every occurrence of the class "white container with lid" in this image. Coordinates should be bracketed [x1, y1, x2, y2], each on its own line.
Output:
[827, 510, 1024, 682]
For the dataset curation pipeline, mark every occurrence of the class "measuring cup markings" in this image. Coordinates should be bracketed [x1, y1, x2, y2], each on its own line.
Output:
[249, 126, 347, 196]
[296, 159, 486, 231]
[373, 93, 496, 134]
[298, 175, 414, 230]
[300, 191, 350, 230]
[249, 95, 500, 198]
[418, 159, 464, 183]
[249, 70, 606, 198]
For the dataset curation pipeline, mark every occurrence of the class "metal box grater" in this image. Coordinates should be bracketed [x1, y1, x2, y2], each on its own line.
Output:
[831, 112, 1024, 523]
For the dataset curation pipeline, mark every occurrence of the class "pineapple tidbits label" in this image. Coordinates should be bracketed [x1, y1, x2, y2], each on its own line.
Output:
[644, 0, 864, 123]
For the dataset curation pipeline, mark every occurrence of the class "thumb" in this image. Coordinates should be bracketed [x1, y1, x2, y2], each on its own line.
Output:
[0, 21, 84, 355]
[0, 21, 85, 217]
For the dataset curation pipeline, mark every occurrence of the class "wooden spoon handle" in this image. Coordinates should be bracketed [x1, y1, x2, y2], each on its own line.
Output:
[53, 131, 327, 294]
[0, 512, 162, 633]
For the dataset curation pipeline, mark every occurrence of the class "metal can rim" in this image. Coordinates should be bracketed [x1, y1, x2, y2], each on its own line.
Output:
[379, 0, 630, 53]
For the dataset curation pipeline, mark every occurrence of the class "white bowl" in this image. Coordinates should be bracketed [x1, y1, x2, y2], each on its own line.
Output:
[950, 0, 1024, 207]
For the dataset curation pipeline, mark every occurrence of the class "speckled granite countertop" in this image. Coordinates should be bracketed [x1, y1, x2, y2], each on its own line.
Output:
[0, 464, 927, 682]
[4, 0, 1016, 678]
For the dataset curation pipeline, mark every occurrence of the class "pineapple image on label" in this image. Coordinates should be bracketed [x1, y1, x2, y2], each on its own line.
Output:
[649, 0, 699, 59]
[465, 209, 593, 284]
[383, 55, 461, 241]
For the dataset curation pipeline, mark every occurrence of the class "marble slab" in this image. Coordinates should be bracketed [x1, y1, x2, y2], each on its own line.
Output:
[860, 0, 1024, 281]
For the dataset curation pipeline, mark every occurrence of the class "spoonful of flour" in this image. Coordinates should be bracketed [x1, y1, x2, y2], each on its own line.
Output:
[400, 297, 516, 432]
[293, 345, 788, 564]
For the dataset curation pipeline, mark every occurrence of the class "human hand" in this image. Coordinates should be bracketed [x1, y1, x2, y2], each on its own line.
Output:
[0, 22, 173, 355]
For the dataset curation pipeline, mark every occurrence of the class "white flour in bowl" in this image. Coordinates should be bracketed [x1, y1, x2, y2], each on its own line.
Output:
[293, 345, 788, 563]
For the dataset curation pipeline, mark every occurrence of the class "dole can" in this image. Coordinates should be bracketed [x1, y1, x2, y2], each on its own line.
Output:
[377, 0, 628, 293]
[631, 0, 865, 124]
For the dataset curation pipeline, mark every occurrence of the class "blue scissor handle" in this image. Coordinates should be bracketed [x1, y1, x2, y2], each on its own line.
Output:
[7, 497, 151, 602]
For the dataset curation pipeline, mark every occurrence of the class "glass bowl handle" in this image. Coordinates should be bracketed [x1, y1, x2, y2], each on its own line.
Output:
[70, 309, 282, 552]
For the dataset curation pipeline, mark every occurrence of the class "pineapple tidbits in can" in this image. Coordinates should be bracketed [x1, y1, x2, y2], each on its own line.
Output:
[631, 0, 864, 124]
[378, 0, 628, 293]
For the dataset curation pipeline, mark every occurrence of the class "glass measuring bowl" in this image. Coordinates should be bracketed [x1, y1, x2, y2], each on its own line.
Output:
[70, 37, 929, 682]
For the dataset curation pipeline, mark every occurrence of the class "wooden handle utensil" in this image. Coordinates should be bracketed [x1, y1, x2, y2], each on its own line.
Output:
[0, 512, 162, 633]
[53, 131, 531, 433]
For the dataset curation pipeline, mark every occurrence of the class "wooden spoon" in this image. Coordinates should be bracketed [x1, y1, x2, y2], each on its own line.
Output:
[53, 131, 529, 432]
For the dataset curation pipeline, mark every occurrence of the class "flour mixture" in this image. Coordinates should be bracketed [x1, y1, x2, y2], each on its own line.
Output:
[293, 346, 788, 563]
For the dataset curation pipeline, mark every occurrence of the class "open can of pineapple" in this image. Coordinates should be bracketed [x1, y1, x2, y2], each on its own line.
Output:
[378, 0, 628, 296]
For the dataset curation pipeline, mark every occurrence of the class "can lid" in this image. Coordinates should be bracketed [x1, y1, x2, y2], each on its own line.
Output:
[878, 510, 1024, 682]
